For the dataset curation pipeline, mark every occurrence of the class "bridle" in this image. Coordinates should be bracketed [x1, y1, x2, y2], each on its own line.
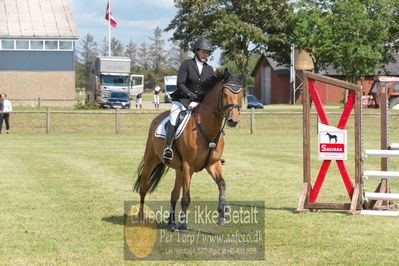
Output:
[219, 81, 243, 118]
[198, 78, 243, 119]
[193, 77, 243, 171]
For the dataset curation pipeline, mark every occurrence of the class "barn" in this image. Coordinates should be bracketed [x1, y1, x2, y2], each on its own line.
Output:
[251, 53, 290, 104]
[0, 0, 79, 106]
[252, 52, 399, 104]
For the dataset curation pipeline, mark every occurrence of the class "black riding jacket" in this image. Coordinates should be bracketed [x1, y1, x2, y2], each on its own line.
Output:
[172, 58, 216, 107]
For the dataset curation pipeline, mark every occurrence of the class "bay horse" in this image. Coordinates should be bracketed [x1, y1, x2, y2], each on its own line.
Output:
[134, 70, 244, 231]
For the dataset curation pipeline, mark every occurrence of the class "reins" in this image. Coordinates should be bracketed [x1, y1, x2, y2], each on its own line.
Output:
[194, 80, 242, 171]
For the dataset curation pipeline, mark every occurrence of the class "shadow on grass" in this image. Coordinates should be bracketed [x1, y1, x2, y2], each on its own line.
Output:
[102, 215, 125, 225]
[229, 203, 296, 213]
[101, 215, 217, 235]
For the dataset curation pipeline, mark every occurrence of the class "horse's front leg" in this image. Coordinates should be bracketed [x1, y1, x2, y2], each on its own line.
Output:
[167, 170, 183, 231]
[206, 161, 227, 226]
[178, 165, 192, 232]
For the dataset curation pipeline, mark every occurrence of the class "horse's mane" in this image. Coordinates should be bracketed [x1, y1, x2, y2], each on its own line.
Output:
[201, 69, 243, 93]
[201, 71, 224, 91]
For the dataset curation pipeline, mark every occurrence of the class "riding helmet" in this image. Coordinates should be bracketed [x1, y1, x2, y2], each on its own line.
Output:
[192, 38, 213, 52]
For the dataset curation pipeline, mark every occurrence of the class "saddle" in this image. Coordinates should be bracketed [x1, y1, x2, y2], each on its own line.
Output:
[155, 110, 191, 139]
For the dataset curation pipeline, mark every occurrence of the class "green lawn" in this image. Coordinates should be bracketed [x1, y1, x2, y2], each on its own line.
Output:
[1, 110, 399, 264]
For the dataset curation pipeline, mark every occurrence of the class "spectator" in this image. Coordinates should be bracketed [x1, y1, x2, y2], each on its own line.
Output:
[136, 93, 142, 109]
[153, 83, 161, 109]
[0, 93, 12, 134]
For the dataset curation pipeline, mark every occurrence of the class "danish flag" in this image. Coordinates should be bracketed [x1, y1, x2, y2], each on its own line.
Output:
[105, 1, 117, 27]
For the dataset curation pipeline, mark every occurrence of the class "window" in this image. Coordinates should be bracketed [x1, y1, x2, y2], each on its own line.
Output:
[31, 40, 44, 50]
[394, 82, 399, 93]
[101, 75, 129, 86]
[59, 41, 73, 50]
[16, 40, 29, 49]
[1, 39, 75, 51]
[45, 41, 58, 50]
[1, 40, 14, 49]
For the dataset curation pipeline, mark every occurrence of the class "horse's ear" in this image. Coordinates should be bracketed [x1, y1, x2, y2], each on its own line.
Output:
[223, 68, 231, 80]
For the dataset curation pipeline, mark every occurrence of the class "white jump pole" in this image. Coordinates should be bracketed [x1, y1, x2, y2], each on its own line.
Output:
[360, 210, 399, 217]
[364, 149, 399, 157]
[363, 170, 399, 179]
[365, 192, 399, 201]
[389, 143, 399, 150]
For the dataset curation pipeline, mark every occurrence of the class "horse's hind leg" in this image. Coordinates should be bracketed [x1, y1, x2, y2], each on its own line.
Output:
[206, 161, 227, 226]
[167, 171, 183, 231]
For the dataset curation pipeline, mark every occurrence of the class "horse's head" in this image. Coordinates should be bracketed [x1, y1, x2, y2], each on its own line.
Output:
[220, 70, 245, 127]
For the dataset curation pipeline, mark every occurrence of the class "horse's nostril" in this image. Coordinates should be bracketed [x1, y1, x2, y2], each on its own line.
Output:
[227, 118, 238, 127]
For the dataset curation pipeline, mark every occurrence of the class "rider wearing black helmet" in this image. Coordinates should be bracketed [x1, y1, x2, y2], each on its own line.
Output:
[163, 37, 216, 162]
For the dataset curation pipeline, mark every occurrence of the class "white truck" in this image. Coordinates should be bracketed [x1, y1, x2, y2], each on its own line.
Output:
[163, 75, 177, 103]
[86, 56, 144, 106]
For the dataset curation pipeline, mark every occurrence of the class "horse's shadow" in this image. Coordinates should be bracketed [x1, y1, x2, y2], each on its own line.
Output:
[101, 215, 125, 225]
[101, 215, 216, 235]
[100, 204, 296, 227]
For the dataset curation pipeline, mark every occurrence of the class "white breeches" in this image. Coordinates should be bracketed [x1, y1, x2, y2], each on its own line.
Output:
[170, 101, 186, 126]
[154, 95, 160, 104]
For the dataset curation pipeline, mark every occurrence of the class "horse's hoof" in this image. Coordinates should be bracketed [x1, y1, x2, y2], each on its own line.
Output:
[168, 223, 177, 231]
[217, 217, 227, 227]
[178, 223, 188, 232]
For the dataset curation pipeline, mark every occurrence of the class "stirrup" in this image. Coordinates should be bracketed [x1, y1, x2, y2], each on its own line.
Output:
[163, 147, 174, 161]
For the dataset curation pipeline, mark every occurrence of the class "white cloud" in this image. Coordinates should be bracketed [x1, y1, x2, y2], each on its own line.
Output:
[145, 0, 175, 8]
[125, 18, 170, 30]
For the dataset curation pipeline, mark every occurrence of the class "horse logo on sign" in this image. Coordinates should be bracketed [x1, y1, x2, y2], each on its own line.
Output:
[318, 123, 347, 160]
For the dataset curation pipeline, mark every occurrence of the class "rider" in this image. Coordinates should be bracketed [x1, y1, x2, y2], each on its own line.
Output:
[163, 37, 216, 162]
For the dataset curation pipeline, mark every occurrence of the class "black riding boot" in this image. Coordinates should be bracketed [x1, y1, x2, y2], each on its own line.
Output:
[163, 124, 177, 162]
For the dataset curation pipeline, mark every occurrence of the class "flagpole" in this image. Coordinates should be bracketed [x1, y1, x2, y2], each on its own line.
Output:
[108, 0, 111, 56]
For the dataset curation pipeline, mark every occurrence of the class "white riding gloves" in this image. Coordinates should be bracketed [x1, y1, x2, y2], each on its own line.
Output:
[188, 102, 198, 110]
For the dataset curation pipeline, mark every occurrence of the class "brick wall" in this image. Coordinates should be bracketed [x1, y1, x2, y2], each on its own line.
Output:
[0, 71, 75, 106]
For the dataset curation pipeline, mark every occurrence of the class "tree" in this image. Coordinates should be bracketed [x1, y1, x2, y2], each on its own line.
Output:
[219, 51, 260, 88]
[168, 41, 191, 71]
[149, 26, 167, 74]
[125, 40, 138, 68]
[137, 41, 150, 70]
[76, 33, 98, 89]
[100, 37, 124, 56]
[292, 0, 399, 82]
[75, 62, 86, 89]
[330, 0, 398, 82]
[165, 0, 293, 87]
[78, 33, 98, 64]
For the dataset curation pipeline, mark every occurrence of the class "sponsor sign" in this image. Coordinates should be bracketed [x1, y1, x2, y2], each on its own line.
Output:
[318, 123, 347, 160]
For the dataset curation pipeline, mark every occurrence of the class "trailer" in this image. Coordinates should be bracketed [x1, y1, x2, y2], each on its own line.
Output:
[86, 56, 144, 106]
[163, 75, 177, 103]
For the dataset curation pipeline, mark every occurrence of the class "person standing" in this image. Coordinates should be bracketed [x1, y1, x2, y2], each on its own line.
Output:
[135, 92, 142, 109]
[0, 95, 3, 134]
[163, 38, 217, 162]
[153, 83, 161, 109]
[0, 93, 11, 134]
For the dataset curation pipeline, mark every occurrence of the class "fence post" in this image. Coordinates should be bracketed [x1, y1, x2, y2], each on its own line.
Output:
[46, 107, 51, 134]
[250, 108, 255, 134]
[38, 97, 41, 108]
[115, 108, 120, 134]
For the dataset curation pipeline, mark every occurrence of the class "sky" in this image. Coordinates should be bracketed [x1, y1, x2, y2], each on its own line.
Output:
[67, 0, 221, 66]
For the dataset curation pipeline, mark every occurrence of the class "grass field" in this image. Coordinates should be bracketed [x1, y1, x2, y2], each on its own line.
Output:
[1, 108, 399, 265]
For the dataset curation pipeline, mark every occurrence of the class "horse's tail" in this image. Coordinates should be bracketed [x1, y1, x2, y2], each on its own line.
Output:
[133, 157, 169, 193]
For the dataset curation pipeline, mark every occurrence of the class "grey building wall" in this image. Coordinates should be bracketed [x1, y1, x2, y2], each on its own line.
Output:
[0, 51, 75, 71]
